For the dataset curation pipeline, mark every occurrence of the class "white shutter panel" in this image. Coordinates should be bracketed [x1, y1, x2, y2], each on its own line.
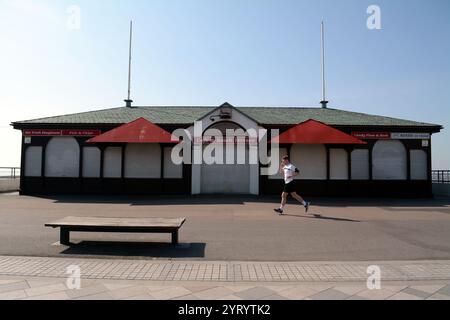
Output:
[82, 147, 101, 178]
[45, 137, 80, 177]
[351, 149, 369, 180]
[291, 144, 327, 180]
[164, 147, 183, 178]
[410, 150, 427, 180]
[373, 140, 407, 180]
[124, 144, 161, 178]
[330, 149, 348, 180]
[25, 146, 42, 177]
[103, 147, 122, 178]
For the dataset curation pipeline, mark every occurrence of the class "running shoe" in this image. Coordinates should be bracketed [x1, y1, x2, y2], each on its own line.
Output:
[274, 208, 284, 215]
[305, 202, 310, 213]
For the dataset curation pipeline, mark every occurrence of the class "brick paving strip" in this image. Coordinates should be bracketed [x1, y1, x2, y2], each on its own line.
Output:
[1, 256, 450, 282]
[2, 256, 450, 300]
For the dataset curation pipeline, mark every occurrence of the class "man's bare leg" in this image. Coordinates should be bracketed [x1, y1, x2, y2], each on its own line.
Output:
[280, 192, 288, 210]
[290, 192, 305, 204]
[274, 192, 289, 215]
[291, 192, 310, 213]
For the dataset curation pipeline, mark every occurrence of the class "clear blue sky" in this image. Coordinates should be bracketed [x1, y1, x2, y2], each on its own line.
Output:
[0, 0, 449, 168]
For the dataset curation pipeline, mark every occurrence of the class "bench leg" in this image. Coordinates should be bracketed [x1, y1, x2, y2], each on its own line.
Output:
[60, 228, 70, 245]
[171, 230, 178, 245]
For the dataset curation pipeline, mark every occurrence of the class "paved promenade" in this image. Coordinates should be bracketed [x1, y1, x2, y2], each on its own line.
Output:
[2, 193, 450, 261]
[1, 256, 450, 300]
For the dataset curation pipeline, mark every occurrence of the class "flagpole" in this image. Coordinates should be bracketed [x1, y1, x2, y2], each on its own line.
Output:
[125, 20, 133, 107]
[320, 21, 328, 109]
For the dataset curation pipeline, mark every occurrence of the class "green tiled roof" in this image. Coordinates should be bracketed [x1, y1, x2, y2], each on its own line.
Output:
[12, 106, 441, 128]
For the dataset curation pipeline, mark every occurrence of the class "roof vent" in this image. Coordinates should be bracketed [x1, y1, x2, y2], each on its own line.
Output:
[320, 100, 329, 109]
[219, 103, 232, 119]
[124, 99, 133, 108]
[210, 102, 233, 122]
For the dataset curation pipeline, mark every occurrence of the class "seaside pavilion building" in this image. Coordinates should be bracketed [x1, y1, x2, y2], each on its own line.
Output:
[11, 103, 443, 197]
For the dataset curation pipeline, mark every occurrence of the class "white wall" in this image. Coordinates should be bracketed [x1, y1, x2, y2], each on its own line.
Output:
[373, 140, 407, 180]
[25, 146, 42, 177]
[103, 147, 122, 178]
[45, 137, 80, 177]
[164, 147, 183, 178]
[124, 144, 161, 178]
[351, 149, 370, 180]
[290, 144, 327, 180]
[330, 149, 348, 180]
[82, 147, 101, 178]
[410, 149, 428, 180]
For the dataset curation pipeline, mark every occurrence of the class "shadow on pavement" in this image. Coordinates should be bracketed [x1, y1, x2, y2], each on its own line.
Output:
[284, 213, 361, 222]
[27, 194, 450, 208]
[60, 241, 206, 258]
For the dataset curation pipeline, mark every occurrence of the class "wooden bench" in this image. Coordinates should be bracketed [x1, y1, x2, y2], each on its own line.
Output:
[45, 216, 186, 246]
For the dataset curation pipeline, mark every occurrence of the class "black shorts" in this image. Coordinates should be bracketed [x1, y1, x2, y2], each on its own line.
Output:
[283, 181, 296, 193]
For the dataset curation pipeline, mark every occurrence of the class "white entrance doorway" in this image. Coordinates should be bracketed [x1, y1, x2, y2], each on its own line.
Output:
[200, 122, 251, 194]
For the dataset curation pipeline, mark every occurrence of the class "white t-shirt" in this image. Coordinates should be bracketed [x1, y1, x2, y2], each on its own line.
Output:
[283, 163, 298, 184]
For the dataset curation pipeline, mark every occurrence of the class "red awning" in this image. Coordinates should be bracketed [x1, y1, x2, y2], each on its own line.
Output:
[87, 118, 178, 143]
[272, 119, 366, 144]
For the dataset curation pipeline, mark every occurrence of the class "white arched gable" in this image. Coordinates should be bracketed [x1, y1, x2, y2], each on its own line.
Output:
[189, 105, 262, 195]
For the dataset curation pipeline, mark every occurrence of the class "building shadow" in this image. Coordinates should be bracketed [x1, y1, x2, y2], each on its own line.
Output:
[283, 213, 361, 223]
[59, 241, 206, 259]
[29, 194, 450, 208]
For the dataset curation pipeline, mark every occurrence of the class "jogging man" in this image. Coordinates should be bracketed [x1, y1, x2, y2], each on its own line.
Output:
[274, 155, 310, 215]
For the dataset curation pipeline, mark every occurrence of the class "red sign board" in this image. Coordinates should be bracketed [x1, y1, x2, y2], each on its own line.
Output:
[351, 132, 391, 139]
[24, 129, 101, 137]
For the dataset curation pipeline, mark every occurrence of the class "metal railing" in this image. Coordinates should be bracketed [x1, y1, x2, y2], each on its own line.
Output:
[0, 167, 20, 179]
[432, 170, 450, 184]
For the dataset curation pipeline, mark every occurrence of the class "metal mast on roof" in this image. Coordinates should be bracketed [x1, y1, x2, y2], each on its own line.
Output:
[320, 21, 328, 109]
[125, 20, 133, 108]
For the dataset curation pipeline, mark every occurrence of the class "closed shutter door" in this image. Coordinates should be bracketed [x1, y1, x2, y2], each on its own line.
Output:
[25, 146, 42, 177]
[82, 147, 101, 178]
[330, 149, 348, 180]
[410, 150, 427, 180]
[373, 140, 407, 180]
[201, 144, 250, 194]
[351, 149, 369, 180]
[103, 147, 122, 178]
[290, 144, 327, 180]
[164, 147, 183, 178]
[124, 144, 161, 178]
[45, 137, 80, 177]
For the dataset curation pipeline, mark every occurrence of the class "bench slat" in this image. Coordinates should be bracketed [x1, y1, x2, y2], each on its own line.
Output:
[45, 216, 186, 229]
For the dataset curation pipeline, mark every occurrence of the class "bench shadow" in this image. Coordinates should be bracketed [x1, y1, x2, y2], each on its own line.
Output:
[283, 213, 360, 223]
[59, 241, 206, 258]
